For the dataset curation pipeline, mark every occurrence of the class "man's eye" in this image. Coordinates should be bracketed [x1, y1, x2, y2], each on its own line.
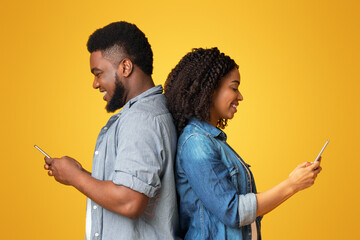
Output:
[232, 87, 238, 91]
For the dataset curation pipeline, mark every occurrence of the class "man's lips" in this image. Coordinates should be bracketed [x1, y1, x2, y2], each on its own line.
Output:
[101, 91, 107, 100]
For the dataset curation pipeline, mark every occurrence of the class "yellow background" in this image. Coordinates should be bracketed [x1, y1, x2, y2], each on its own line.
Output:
[1, 0, 359, 239]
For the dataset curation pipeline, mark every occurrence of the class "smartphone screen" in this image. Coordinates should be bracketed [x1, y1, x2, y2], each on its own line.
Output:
[314, 140, 329, 162]
[34, 145, 51, 158]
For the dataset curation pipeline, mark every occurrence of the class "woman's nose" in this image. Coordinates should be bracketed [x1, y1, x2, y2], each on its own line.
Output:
[238, 92, 243, 101]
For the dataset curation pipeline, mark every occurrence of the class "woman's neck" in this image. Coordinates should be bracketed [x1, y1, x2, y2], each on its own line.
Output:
[208, 111, 219, 127]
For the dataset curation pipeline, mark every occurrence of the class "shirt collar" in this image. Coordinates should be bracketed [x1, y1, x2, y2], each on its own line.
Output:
[119, 85, 163, 114]
[188, 117, 227, 141]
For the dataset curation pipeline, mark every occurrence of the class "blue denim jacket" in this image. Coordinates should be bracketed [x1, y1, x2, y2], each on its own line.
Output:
[176, 118, 262, 240]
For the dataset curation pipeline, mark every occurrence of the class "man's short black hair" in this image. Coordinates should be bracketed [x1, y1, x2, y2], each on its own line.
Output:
[87, 21, 153, 75]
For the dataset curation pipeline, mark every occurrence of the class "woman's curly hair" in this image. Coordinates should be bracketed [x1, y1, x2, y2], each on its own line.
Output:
[164, 47, 238, 133]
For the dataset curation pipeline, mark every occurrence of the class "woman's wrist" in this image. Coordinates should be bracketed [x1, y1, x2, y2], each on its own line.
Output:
[284, 177, 298, 195]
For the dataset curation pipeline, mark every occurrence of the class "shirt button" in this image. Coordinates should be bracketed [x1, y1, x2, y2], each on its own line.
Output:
[104, 127, 108, 130]
[95, 151, 99, 155]
[93, 205, 97, 210]
[95, 233, 99, 237]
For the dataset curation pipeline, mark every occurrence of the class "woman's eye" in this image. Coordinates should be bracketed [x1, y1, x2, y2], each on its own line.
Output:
[232, 87, 238, 92]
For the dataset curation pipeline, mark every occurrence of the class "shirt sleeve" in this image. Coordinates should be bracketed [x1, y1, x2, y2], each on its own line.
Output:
[238, 193, 257, 226]
[180, 134, 257, 228]
[112, 111, 164, 198]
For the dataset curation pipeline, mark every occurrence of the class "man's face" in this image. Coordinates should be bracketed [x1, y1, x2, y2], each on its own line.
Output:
[90, 51, 127, 112]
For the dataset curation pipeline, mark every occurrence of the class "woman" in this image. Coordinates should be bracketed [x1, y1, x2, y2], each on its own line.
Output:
[164, 48, 322, 240]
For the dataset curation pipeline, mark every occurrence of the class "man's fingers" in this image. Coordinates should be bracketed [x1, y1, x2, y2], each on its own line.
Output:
[44, 157, 54, 165]
[44, 164, 50, 170]
[48, 170, 53, 176]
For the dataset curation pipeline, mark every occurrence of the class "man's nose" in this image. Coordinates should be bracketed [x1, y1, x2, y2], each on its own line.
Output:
[93, 78, 99, 89]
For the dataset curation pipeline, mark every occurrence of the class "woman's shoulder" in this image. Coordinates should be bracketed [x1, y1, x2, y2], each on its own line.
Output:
[179, 119, 223, 143]
[179, 122, 209, 142]
[177, 123, 219, 156]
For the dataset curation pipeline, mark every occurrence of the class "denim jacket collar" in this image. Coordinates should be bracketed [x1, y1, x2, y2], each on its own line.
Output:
[188, 118, 227, 141]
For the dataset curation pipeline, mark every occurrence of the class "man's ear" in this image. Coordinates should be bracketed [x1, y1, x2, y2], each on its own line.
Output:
[119, 58, 133, 77]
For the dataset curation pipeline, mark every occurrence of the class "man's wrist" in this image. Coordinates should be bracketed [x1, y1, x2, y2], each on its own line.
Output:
[81, 168, 91, 175]
[70, 168, 90, 190]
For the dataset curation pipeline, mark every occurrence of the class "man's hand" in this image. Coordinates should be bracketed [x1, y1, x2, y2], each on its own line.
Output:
[43, 156, 148, 219]
[44, 156, 83, 185]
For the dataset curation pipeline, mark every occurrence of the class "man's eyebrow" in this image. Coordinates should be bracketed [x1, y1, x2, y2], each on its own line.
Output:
[91, 67, 102, 74]
[232, 80, 240, 84]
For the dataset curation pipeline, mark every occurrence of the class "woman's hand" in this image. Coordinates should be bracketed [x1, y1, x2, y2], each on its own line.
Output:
[256, 158, 322, 217]
[287, 159, 322, 193]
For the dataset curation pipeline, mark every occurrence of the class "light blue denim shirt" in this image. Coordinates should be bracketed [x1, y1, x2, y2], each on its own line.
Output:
[86, 85, 180, 240]
[176, 118, 262, 240]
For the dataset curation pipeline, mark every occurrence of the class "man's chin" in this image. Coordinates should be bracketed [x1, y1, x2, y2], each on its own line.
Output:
[106, 101, 123, 113]
[106, 105, 117, 113]
[106, 108, 116, 113]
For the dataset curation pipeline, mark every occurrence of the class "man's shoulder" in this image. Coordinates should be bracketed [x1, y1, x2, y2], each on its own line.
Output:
[129, 94, 170, 119]
[117, 94, 175, 132]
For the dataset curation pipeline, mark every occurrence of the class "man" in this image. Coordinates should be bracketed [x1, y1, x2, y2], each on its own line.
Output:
[43, 21, 179, 240]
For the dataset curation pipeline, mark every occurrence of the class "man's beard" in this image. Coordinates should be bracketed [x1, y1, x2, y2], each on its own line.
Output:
[106, 74, 127, 112]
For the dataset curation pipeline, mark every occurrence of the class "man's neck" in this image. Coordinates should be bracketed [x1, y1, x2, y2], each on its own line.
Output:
[125, 73, 155, 103]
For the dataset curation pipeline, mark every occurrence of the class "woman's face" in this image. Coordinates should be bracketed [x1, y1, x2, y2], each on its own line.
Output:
[209, 68, 243, 125]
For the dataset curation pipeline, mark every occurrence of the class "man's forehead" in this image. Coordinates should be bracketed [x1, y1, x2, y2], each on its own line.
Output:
[90, 50, 103, 61]
[89, 51, 106, 70]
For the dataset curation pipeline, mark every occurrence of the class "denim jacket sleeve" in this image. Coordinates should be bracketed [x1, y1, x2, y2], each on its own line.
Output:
[179, 133, 257, 228]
